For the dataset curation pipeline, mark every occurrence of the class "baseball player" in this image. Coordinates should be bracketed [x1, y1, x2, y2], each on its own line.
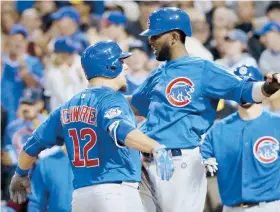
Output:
[9, 40, 174, 212]
[128, 7, 280, 212]
[201, 65, 280, 212]
[28, 145, 73, 212]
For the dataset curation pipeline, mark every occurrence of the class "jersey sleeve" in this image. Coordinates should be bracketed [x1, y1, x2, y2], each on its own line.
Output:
[201, 60, 255, 104]
[23, 107, 63, 156]
[97, 93, 136, 146]
[200, 124, 217, 160]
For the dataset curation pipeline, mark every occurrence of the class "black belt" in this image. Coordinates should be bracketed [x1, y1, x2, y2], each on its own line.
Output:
[143, 149, 182, 158]
[111, 181, 140, 189]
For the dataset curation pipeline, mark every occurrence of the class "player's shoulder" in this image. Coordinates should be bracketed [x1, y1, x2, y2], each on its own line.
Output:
[101, 89, 127, 105]
[212, 112, 239, 129]
[150, 63, 165, 76]
[263, 109, 280, 120]
[187, 56, 206, 62]
[89, 86, 125, 100]
[60, 89, 87, 108]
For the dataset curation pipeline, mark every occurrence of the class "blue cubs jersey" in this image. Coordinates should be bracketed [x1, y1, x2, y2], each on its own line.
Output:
[4, 115, 46, 156]
[28, 148, 73, 212]
[30, 86, 141, 189]
[201, 110, 280, 206]
[1, 54, 44, 123]
[132, 56, 255, 149]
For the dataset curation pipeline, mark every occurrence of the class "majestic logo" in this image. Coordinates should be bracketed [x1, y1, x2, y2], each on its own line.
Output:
[165, 77, 195, 107]
[253, 136, 279, 164]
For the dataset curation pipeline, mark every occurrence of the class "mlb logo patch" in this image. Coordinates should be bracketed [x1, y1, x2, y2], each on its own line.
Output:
[104, 108, 122, 119]
[253, 136, 279, 164]
[165, 77, 195, 107]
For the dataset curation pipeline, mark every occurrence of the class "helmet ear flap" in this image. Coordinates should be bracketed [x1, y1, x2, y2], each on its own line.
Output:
[105, 60, 122, 76]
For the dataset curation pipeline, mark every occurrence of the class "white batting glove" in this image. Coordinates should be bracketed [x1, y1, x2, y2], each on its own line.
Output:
[152, 145, 174, 181]
[202, 157, 218, 177]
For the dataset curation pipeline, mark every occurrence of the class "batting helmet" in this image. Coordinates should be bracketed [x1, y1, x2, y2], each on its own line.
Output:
[234, 65, 264, 82]
[140, 7, 192, 37]
[81, 40, 132, 80]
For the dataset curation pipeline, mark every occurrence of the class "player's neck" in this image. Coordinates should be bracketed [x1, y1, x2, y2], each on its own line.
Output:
[88, 78, 118, 91]
[238, 104, 263, 121]
[169, 45, 188, 61]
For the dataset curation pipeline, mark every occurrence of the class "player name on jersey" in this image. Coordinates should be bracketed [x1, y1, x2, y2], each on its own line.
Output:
[61, 106, 96, 125]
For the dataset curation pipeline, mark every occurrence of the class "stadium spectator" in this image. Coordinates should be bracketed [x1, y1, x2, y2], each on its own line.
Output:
[1, 24, 44, 123]
[126, 1, 160, 55]
[216, 29, 257, 70]
[1, 88, 46, 203]
[44, 36, 87, 111]
[235, 1, 255, 33]
[257, 21, 280, 75]
[100, 11, 133, 51]
[209, 7, 238, 60]
[20, 8, 42, 38]
[266, 1, 280, 23]
[184, 8, 213, 60]
[50, 6, 90, 54]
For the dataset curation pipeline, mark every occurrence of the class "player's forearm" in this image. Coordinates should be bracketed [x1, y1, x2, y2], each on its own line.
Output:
[125, 129, 161, 153]
[16, 150, 36, 176]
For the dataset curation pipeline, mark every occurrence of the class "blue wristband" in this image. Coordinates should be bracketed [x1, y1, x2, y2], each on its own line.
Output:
[16, 166, 29, 177]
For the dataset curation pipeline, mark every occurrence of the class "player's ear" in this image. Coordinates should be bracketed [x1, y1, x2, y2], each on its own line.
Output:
[170, 31, 180, 45]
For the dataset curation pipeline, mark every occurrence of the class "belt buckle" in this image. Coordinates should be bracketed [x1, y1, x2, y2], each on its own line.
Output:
[171, 149, 182, 157]
[240, 203, 249, 208]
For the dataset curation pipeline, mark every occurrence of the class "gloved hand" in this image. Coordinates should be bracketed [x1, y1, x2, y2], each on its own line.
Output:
[262, 73, 280, 96]
[203, 157, 218, 177]
[152, 145, 174, 181]
[9, 173, 31, 204]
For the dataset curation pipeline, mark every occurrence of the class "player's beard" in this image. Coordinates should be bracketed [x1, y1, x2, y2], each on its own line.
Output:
[156, 43, 171, 61]
[119, 84, 128, 92]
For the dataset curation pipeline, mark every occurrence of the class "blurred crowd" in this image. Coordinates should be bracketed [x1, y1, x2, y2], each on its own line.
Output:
[1, 1, 280, 212]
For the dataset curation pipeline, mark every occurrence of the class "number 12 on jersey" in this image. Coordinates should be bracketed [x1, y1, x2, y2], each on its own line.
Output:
[68, 128, 99, 167]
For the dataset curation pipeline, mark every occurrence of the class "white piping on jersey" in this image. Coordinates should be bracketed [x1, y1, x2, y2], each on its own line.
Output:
[108, 121, 126, 149]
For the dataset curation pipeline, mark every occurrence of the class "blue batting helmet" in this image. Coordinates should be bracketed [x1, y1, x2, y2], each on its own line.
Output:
[81, 41, 132, 80]
[140, 7, 192, 37]
[234, 65, 264, 82]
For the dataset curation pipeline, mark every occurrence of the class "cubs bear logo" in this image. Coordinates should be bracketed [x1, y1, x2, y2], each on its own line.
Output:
[165, 77, 195, 107]
[253, 136, 279, 164]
